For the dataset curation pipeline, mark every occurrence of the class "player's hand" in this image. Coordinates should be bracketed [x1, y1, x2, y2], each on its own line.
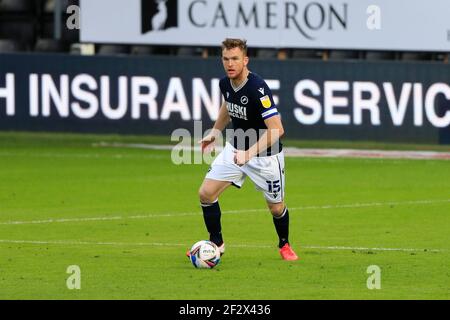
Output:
[198, 134, 216, 154]
[233, 150, 251, 166]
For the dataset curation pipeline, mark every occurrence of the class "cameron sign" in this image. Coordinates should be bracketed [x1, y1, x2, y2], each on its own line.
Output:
[80, 0, 450, 51]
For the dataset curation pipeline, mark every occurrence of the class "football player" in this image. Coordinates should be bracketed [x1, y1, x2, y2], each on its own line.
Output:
[190, 38, 298, 261]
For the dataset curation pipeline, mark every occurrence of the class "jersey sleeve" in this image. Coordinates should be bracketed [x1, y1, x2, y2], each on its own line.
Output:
[255, 81, 278, 120]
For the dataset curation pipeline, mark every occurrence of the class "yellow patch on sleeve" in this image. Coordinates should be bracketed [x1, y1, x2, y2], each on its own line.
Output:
[260, 95, 272, 109]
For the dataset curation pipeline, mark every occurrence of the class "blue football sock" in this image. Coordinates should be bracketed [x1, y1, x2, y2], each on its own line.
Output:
[201, 200, 223, 246]
[273, 207, 289, 248]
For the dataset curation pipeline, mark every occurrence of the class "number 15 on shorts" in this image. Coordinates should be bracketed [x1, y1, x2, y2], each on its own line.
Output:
[266, 180, 281, 193]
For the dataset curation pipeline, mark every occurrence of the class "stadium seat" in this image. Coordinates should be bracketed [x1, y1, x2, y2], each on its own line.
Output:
[69, 42, 81, 54]
[70, 43, 95, 55]
[0, 39, 25, 52]
[130, 45, 157, 56]
[34, 38, 68, 52]
[0, 0, 35, 13]
[431, 52, 447, 62]
[365, 51, 396, 61]
[39, 18, 77, 42]
[291, 49, 323, 60]
[328, 50, 361, 60]
[96, 44, 130, 56]
[256, 49, 277, 59]
[0, 20, 36, 50]
[38, 13, 53, 37]
[206, 47, 222, 57]
[150, 45, 176, 56]
[177, 46, 204, 57]
[61, 24, 79, 43]
[400, 52, 433, 61]
[43, 0, 70, 13]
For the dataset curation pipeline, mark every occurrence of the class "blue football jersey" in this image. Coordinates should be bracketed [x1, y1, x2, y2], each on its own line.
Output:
[219, 72, 282, 156]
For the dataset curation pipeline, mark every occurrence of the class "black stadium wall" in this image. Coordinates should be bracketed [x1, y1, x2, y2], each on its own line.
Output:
[0, 53, 449, 144]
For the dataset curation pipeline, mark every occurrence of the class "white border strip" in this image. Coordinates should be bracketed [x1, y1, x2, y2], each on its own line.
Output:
[1, 199, 449, 226]
[0, 239, 444, 253]
[93, 143, 450, 160]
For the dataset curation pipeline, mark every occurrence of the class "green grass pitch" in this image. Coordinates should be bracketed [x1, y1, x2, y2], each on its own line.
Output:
[0, 132, 449, 299]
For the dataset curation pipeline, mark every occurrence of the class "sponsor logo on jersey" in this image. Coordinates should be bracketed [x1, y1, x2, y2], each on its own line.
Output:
[260, 95, 272, 109]
[226, 102, 248, 120]
[258, 87, 265, 95]
[240, 96, 248, 105]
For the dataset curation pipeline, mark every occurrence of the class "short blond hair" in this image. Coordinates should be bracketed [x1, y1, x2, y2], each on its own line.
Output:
[221, 38, 248, 56]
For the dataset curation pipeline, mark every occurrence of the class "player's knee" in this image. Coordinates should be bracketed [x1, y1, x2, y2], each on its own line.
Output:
[198, 187, 216, 204]
[269, 202, 285, 217]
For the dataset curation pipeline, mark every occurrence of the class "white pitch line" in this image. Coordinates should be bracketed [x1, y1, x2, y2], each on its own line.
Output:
[0, 239, 444, 253]
[0, 199, 449, 226]
[0, 151, 166, 160]
[302, 245, 443, 253]
[0, 239, 186, 247]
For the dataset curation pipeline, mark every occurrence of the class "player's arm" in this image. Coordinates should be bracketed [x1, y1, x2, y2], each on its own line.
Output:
[198, 101, 230, 153]
[213, 100, 231, 132]
[234, 115, 284, 165]
[250, 114, 284, 157]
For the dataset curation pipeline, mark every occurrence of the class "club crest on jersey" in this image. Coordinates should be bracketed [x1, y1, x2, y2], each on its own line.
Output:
[258, 87, 265, 95]
[240, 96, 248, 105]
[260, 95, 272, 109]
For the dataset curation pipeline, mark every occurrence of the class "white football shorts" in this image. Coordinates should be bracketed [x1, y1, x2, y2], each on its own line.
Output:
[205, 142, 285, 203]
